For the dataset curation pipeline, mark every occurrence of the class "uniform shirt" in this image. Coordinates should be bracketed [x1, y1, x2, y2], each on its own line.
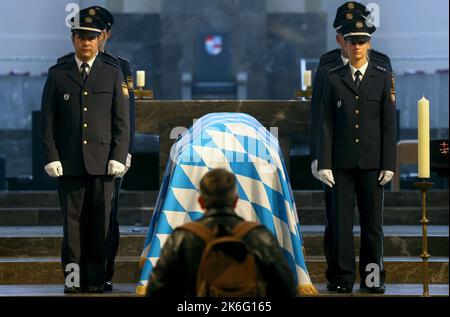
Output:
[341, 55, 349, 65]
[349, 60, 368, 82]
[74, 51, 98, 75]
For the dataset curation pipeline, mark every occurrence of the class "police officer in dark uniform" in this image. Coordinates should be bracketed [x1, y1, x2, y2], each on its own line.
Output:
[42, 10, 130, 293]
[57, 7, 136, 292]
[87, 5, 136, 292]
[317, 15, 397, 294]
[308, 1, 393, 293]
[310, 1, 392, 170]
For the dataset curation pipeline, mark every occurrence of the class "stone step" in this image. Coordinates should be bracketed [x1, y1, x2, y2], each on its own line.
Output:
[0, 283, 447, 297]
[0, 226, 448, 258]
[0, 191, 158, 209]
[1, 206, 447, 226]
[298, 206, 449, 226]
[0, 207, 152, 226]
[293, 190, 449, 208]
[0, 190, 447, 208]
[0, 256, 447, 285]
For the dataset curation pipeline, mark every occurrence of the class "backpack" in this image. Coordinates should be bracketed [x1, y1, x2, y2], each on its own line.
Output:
[180, 221, 267, 297]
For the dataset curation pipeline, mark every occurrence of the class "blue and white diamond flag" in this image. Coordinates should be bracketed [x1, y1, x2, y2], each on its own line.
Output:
[136, 113, 317, 295]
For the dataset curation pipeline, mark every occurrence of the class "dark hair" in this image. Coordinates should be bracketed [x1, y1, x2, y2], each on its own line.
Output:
[199, 168, 237, 208]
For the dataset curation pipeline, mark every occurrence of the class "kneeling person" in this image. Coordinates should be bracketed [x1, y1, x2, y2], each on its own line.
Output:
[147, 168, 297, 297]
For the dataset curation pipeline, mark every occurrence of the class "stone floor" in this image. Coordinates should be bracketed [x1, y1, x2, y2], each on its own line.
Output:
[0, 225, 447, 237]
[0, 284, 447, 297]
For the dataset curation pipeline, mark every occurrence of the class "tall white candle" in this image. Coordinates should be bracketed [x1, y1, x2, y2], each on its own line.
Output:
[418, 96, 430, 178]
[136, 70, 146, 88]
[303, 70, 312, 87]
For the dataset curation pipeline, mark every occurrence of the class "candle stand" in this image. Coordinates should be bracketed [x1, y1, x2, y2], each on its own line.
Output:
[414, 180, 434, 297]
[135, 86, 154, 100]
[295, 86, 312, 100]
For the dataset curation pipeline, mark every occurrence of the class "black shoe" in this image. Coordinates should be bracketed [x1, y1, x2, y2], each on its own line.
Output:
[85, 285, 104, 293]
[336, 283, 353, 293]
[104, 281, 113, 292]
[368, 285, 386, 294]
[64, 286, 81, 294]
[327, 282, 338, 291]
[360, 282, 386, 294]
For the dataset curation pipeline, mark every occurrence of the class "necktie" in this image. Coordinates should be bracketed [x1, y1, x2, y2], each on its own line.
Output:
[81, 63, 89, 83]
[354, 70, 362, 90]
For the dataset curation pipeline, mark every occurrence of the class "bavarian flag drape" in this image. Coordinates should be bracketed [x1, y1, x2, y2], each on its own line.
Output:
[136, 113, 318, 295]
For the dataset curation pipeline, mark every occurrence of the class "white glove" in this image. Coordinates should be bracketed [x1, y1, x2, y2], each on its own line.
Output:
[318, 169, 335, 188]
[126, 153, 132, 169]
[311, 159, 320, 180]
[117, 154, 132, 178]
[44, 161, 63, 178]
[378, 170, 394, 186]
[108, 160, 125, 176]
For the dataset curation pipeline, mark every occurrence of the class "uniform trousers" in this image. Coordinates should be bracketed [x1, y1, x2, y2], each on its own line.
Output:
[326, 168, 385, 285]
[58, 174, 115, 287]
[105, 176, 123, 281]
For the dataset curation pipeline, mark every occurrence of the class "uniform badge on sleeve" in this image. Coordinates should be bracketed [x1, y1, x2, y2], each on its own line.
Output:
[121, 82, 129, 99]
[126, 76, 134, 91]
[390, 91, 396, 104]
[390, 73, 396, 106]
[64, 94, 70, 101]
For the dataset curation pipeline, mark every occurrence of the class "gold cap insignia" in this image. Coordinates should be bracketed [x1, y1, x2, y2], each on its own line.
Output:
[122, 82, 129, 98]
[84, 17, 93, 24]
[89, 8, 96, 16]
[347, 2, 355, 9]
[356, 21, 364, 29]
[346, 12, 353, 20]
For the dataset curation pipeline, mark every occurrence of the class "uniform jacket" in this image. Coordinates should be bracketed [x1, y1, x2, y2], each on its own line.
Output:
[58, 51, 136, 154]
[41, 54, 130, 175]
[309, 48, 393, 161]
[146, 207, 297, 298]
[318, 62, 397, 171]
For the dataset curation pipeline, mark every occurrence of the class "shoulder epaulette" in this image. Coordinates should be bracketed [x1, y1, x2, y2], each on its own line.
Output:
[102, 59, 121, 68]
[56, 52, 74, 64]
[103, 51, 118, 60]
[370, 49, 391, 63]
[319, 49, 340, 67]
[99, 52, 120, 68]
[328, 63, 346, 74]
[373, 64, 388, 73]
[370, 50, 392, 71]
[117, 55, 130, 63]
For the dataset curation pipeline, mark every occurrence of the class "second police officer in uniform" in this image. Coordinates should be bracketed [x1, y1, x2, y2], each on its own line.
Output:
[317, 13, 397, 294]
[87, 5, 136, 292]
